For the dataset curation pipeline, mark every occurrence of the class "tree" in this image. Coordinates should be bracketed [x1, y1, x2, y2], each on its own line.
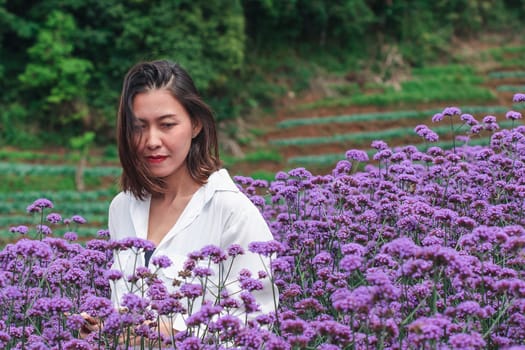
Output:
[18, 10, 92, 130]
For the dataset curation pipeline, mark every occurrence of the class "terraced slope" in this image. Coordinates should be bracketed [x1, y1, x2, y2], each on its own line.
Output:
[231, 43, 525, 177]
[0, 163, 120, 244]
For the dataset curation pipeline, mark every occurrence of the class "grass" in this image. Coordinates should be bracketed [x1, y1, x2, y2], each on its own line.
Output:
[488, 45, 525, 62]
[302, 85, 495, 110]
[270, 120, 520, 147]
[246, 170, 277, 182]
[0, 189, 116, 203]
[0, 162, 121, 177]
[496, 85, 525, 92]
[223, 149, 283, 168]
[488, 71, 525, 79]
[0, 172, 119, 193]
[0, 201, 110, 216]
[0, 148, 119, 165]
[277, 105, 519, 129]
[296, 63, 496, 111]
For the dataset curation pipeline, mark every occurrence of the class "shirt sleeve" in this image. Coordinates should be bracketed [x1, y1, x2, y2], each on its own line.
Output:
[220, 197, 279, 318]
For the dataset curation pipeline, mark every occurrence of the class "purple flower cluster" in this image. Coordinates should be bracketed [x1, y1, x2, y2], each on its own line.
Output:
[233, 98, 525, 348]
[3, 97, 525, 348]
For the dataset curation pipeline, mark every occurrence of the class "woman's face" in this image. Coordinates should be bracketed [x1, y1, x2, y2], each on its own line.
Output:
[132, 89, 201, 181]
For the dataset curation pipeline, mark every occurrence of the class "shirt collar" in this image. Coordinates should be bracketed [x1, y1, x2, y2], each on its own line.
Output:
[128, 169, 238, 243]
[203, 168, 239, 204]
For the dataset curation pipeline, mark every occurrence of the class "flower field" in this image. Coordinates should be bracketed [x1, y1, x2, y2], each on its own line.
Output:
[1, 95, 525, 349]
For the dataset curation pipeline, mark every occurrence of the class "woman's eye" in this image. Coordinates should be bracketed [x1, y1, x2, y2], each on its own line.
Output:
[161, 123, 176, 129]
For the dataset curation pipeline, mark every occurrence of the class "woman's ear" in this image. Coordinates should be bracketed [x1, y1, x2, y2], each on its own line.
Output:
[192, 120, 203, 138]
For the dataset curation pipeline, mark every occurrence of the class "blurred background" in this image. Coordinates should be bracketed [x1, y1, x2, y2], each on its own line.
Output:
[1, 0, 525, 241]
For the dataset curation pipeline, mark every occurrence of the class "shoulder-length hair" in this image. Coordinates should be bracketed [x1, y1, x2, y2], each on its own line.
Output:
[117, 60, 222, 199]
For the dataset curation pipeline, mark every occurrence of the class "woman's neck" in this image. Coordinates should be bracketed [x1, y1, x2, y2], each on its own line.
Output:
[156, 168, 201, 202]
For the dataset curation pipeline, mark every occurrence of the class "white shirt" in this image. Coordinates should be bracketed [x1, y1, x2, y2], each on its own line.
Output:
[108, 169, 277, 331]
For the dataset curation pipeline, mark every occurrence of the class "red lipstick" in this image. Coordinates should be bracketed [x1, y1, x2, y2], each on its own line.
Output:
[147, 155, 167, 164]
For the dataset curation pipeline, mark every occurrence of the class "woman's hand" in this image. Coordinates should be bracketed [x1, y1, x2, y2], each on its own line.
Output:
[79, 312, 101, 338]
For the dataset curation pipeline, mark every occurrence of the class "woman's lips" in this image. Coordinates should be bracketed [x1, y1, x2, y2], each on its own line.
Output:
[147, 155, 168, 164]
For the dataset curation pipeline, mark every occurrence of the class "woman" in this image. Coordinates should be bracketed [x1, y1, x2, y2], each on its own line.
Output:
[105, 60, 276, 338]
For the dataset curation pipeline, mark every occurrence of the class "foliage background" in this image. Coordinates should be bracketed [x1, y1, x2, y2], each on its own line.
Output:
[1, 0, 524, 149]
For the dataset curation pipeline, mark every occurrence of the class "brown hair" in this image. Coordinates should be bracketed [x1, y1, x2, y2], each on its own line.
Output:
[117, 60, 221, 199]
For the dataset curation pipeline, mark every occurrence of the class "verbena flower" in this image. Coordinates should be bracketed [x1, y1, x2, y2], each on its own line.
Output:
[26, 198, 54, 213]
[45, 213, 62, 224]
[506, 110, 522, 120]
[70, 215, 87, 224]
[512, 93, 525, 103]
[151, 255, 172, 268]
[5, 99, 525, 348]
[442, 106, 461, 116]
[345, 149, 369, 162]
[9, 225, 28, 235]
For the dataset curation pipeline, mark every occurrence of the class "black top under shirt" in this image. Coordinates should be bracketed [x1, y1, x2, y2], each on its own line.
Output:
[145, 249, 155, 267]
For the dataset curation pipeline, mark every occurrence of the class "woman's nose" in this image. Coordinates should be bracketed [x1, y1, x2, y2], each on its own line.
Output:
[145, 128, 161, 149]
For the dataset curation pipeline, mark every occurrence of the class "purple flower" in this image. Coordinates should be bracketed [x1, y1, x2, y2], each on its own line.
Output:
[506, 110, 522, 120]
[275, 171, 288, 180]
[339, 254, 362, 272]
[312, 251, 333, 267]
[331, 286, 375, 313]
[512, 93, 525, 102]
[239, 291, 260, 313]
[81, 296, 113, 318]
[381, 237, 418, 259]
[227, 244, 244, 257]
[460, 113, 478, 126]
[70, 215, 87, 224]
[0, 331, 10, 346]
[9, 225, 28, 235]
[151, 255, 172, 268]
[176, 336, 203, 349]
[345, 149, 369, 162]
[239, 272, 264, 291]
[249, 240, 284, 257]
[121, 293, 149, 312]
[271, 257, 292, 273]
[62, 339, 92, 349]
[30, 297, 73, 316]
[180, 283, 203, 298]
[341, 243, 365, 256]
[414, 125, 439, 142]
[104, 269, 123, 281]
[373, 149, 393, 160]
[63, 231, 78, 241]
[200, 245, 228, 263]
[45, 213, 62, 224]
[36, 224, 52, 236]
[118, 237, 155, 251]
[432, 113, 444, 122]
[371, 140, 388, 150]
[333, 160, 352, 175]
[288, 167, 312, 179]
[471, 124, 484, 134]
[449, 332, 486, 349]
[185, 302, 222, 327]
[97, 229, 110, 238]
[64, 267, 87, 285]
[147, 282, 169, 300]
[483, 115, 497, 124]
[193, 266, 213, 277]
[442, 106, 461, 116]
[26, 198, 54, 213]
